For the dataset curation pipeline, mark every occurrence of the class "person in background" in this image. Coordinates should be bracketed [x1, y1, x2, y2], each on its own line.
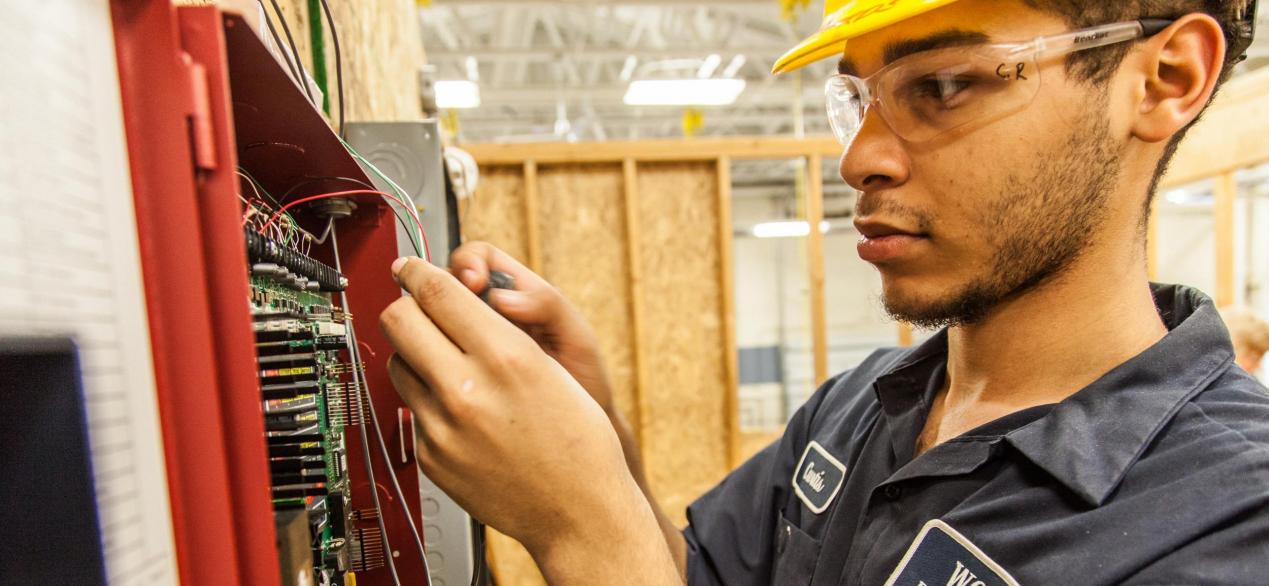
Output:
[1222, 306, 1269, 377]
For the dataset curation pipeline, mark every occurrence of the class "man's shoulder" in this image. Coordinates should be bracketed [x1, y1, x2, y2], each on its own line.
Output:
[1135, 366, 1269, 499]
[1173, 366, 1269, 450]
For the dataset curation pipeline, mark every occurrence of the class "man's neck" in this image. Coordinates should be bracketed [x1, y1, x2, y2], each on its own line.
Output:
[917, 248, 1167, 456]
[944, 251, 1168, 411]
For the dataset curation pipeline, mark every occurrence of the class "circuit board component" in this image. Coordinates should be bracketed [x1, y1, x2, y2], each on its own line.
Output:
[247, 227, 359, 584]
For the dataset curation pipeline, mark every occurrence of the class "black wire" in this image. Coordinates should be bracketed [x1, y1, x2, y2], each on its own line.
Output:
[316, 0, 346, 138]
[267, 0, 317, 105]
[281, 176, 376, 201]
[279, 176, 422, 257]
[471, 520, 486, 586]
[331, 226, 404, 586]
[255, 0, 303, 90]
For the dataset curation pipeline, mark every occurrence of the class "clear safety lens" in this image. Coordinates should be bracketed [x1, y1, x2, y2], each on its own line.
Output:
[825, 49, 1041, 148]
[825, 75, 870, 147]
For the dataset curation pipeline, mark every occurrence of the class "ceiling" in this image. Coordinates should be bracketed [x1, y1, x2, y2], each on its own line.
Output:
[418, 0, 1269, 144]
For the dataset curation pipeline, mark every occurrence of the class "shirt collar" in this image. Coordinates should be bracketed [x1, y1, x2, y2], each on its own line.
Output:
[1004, 284, 1235, 506]
[872, 284, 1235, 507]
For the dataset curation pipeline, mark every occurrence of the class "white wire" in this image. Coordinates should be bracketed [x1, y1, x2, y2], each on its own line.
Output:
[340, 137, 429, 261]
[331, 223, 433, 585]
[331, 224, 403, 586]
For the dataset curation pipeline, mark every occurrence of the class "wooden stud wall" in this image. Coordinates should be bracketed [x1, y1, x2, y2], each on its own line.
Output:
[463, 140, 838, 585]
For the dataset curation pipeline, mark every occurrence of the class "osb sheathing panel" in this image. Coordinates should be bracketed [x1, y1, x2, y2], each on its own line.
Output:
[486, 528, 546, 586]
[537, 164, 639, 426]
[462, 166, 530, 264]
[636, 162, 730, 526]
[181, 0, 423, 123]
[478, 164, 640, 586]
[325, 0, 424, 122]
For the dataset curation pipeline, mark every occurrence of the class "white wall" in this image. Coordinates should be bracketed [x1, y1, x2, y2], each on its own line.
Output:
[1158, 167, 1269, 385]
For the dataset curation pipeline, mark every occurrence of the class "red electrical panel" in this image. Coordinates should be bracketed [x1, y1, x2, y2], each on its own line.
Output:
[109, 1, 428, 584]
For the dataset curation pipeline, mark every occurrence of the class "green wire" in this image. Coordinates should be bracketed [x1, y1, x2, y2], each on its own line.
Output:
[337, 137, 425, 257]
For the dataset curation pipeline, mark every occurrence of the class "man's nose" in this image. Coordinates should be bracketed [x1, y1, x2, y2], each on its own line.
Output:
[839, 109, 911, 193]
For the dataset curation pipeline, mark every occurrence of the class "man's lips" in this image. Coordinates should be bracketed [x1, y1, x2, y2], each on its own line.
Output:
[854, 219, 929, 263]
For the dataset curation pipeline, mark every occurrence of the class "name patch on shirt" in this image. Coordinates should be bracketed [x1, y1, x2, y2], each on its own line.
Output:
[793, 441, 847, 514]
[884, 520, 1019, 586]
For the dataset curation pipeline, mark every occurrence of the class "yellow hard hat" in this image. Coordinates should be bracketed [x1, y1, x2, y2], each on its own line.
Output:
[773, 0, 963, 74]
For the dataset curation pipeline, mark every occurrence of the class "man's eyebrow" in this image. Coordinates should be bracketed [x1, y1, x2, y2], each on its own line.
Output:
[837, 30, 991, 76]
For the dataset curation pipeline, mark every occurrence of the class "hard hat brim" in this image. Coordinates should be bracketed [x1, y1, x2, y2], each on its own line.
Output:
[772, 0, 963, 75]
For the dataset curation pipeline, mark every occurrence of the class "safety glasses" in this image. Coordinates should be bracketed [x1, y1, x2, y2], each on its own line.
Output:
[825, 19, 1175, 148]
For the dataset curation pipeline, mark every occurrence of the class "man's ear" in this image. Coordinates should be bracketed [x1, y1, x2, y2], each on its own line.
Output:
[1130, 14, 1226, 144]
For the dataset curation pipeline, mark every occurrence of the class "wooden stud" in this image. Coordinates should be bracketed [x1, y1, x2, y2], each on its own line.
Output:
[523, 160, 543, 274]
[897, 322, 915, 347]
[716, 157, 741, 468]
[1215, 172, 1238, 308]
[805, 156, 829, 386]
[1161, 67, 1269, 188]
[466, 136, 843, 165]
[622, 158, 649, 445]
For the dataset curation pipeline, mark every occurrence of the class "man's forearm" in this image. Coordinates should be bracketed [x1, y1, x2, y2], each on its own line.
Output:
[528, 477, 682, 585]
[609, 409, 689, 580]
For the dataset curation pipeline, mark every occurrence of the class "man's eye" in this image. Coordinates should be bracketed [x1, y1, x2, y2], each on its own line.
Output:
[904, 75, 976, 109]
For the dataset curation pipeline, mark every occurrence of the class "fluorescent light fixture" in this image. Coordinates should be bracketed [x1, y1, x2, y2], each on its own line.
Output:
[624, 78, 746, 106]
[1164, 188, 1214, 207]
[697, 54, 722, 78]
[751, 220, 831, 239]
[465, 56, 480, 81]
[722, 55, 747, 78]
[435, 80, 481, 109]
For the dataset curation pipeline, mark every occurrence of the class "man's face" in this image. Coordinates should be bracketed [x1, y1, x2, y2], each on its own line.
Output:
[838, 0, 1131, 328]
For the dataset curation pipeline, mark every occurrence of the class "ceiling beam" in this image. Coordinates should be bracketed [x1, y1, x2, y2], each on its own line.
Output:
[425, 45, 791, 60]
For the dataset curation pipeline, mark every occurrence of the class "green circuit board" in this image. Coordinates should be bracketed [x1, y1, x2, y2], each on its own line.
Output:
[250, 271, 355, 582]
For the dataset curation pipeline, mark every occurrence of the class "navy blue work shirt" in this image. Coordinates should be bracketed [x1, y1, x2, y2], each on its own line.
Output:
[684, 284, 1269, 585]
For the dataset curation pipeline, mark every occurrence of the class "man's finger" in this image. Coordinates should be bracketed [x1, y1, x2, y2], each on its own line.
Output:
[387, 354, 440, 413]
[449, 241, 551, 294]
[379, 296, 467, 389]
[391, 257, 530, 354]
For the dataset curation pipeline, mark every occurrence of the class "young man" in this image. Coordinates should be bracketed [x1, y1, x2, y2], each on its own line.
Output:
[379, 0, 1268, 583]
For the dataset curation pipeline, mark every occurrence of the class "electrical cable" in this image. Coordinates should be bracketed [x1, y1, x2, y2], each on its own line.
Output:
[331, 224, 404, 586]
[262, 190, 430, 262]
[338, 138, 432, 261]
[278, 177, 423, 257]
[470, 520, 486, 586]
[353, 322, 432, 581]
[313, 217, 335, 246]
[316, 0, 345, 138]
[332, 225, 433, 585]
[255, 0, 303, 92]
[267, 0, 317, 105]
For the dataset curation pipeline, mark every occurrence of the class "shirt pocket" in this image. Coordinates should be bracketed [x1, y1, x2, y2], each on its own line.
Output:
[772, 513, 822, 586]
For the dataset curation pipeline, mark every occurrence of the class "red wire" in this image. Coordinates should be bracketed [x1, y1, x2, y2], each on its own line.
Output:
[261, 190, 431, 262]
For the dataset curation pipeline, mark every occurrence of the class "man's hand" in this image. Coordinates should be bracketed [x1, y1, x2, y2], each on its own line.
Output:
[379, 257, 681, 584]
[446, 242, 688, 577]
[449, 242, 618, 416]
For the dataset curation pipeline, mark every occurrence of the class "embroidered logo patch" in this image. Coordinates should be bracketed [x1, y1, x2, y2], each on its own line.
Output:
[884, 520, 1020, 586]
[792, 441, 847, 514]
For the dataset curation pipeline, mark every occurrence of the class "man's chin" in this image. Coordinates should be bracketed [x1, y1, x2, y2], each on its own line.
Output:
[879, 278, 995, 330]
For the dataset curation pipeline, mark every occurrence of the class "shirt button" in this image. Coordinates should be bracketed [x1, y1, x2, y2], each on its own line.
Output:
[883, 484, 902, 501]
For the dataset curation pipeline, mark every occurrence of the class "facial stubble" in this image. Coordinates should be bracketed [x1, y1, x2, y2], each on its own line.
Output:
[885, 105, 1125, 329]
